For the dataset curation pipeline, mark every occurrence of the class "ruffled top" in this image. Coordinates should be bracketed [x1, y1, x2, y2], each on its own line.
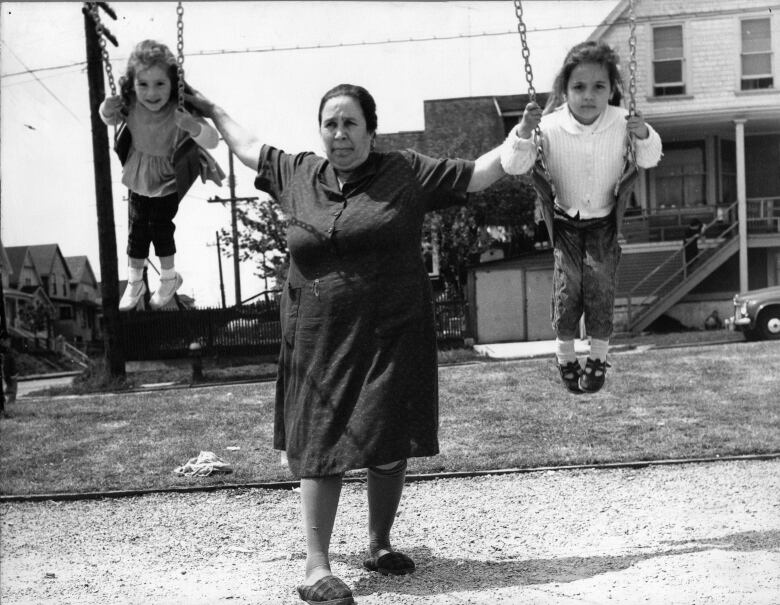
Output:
[121, 100, 185, 197]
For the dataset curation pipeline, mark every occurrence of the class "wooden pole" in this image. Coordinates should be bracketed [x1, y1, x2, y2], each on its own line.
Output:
[84, 8, 125, 377]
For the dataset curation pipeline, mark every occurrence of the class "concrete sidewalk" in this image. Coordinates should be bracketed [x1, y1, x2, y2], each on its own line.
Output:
[473, 338, 592, 360]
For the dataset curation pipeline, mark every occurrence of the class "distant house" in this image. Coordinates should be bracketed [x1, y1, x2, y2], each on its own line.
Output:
[380, 0, 780, 342]
[64, 255, 102, 346]
[4, 244, 103, 349]
[4, 244, 56, 345]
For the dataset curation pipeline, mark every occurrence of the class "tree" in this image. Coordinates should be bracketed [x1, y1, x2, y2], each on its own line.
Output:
[219, 197, 289, 292]
[425, 175, 538, 295]
[19, 300, 52, 334]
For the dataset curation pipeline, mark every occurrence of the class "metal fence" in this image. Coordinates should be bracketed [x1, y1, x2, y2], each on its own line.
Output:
[119, 294, 468, 360]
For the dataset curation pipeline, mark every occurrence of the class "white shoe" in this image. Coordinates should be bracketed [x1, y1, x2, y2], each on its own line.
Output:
[119, 280, 147, 311]
[150, 272, 183, 309]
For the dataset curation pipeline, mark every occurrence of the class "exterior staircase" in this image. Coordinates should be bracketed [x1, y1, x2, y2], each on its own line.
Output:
[623, 202, 740, 333]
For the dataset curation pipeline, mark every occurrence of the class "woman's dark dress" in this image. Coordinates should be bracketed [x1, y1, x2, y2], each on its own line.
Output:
[255, 145, 474, 478]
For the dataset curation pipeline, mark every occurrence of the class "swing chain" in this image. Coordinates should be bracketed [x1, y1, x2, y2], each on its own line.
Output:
[513, 0, 536, 100]
[627, 0, 638, 117]
[86, 2, 117, 96]
[176, 2, 185, 111]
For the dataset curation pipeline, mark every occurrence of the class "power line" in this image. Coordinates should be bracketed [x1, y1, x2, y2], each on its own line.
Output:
[0, 41, 82, 123]
[1, 4, 765, 81]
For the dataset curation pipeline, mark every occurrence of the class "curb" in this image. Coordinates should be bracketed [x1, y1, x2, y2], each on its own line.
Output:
[2, 452, 778, 504]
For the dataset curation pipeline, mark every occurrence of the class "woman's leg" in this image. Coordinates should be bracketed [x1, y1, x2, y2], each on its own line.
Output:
[367, 460, 407, 557]
[300, 475, 343, 585]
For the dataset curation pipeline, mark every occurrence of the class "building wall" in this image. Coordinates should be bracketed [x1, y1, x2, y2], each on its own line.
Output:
[600, 1, 780, 120]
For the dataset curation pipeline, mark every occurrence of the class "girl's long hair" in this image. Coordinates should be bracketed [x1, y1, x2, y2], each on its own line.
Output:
[544, 40, 625, 115]
[117, 39, 196, 115]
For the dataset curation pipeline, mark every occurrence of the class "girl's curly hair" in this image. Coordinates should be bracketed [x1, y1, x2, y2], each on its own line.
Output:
[117, 39, 194, 115]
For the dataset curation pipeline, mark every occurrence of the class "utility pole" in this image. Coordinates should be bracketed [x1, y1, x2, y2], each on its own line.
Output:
[210, 230, 226, 309]
[83, 2, 125, 378]
[207, 151, 257, 306]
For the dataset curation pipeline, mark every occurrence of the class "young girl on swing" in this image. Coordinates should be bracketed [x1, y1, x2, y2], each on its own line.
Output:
[100, 39, 223, 311]
[501, 40, 662, 393]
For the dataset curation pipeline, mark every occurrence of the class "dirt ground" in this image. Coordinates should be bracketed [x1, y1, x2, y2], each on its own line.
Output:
[2, 458, 779, 604]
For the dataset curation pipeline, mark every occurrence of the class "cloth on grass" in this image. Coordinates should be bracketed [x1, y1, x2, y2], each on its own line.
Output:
[173, 451, 233, 477]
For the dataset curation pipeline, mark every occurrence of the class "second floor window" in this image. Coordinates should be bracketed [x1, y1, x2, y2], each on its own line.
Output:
[741, 18, 773, 90]
[653, 25, 685, 96]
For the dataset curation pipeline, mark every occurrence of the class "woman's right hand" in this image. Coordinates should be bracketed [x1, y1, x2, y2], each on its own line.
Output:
[517, 101, 542, 139]
[183, 87, 216, 119]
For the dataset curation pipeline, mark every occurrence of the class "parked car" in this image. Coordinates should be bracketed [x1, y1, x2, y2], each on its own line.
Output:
[726, 285, 780, 341]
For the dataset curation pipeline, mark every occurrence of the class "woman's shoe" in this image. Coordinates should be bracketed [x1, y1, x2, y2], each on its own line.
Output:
[363, 551, 415, 576]
[296, 575, 354, 604]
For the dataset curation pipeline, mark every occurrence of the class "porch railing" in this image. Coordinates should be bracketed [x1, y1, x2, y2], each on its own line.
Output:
[624, 201, 741, 332]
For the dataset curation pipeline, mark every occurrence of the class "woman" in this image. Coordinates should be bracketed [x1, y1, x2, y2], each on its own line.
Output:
[189, 83, 506, 605]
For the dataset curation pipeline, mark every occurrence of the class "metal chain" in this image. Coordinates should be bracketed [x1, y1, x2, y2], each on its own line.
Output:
[86, 2, 117, 96]
[176, 2, 185, 111]
[513, 0, 535, 100]
[627, 0, 637, 117]
[513, 0, 555, 199]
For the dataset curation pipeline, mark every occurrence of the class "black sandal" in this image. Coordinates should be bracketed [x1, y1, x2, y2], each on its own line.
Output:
[558, 360, 582, 393]
[296, 575, 355, 605]
[363, 551, 415, 576]
[579, 357, 610, 393]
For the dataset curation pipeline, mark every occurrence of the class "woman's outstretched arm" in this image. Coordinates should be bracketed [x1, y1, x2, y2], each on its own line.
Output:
[185, 89, 263, 171]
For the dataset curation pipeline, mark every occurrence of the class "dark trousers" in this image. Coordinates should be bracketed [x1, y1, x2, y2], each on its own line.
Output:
[551, 208, 621, 340]
[127, 191, 180, 259]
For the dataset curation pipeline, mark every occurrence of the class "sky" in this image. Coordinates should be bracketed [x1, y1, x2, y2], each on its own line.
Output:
[1, 1, 618, 308]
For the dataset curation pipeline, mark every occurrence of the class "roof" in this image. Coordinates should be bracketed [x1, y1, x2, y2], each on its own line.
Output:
[26, 244, 72, 280]
[0, 239, 11, 277]
[66, 255, 97, 286]
[4, 246, 35, 287]
[587, 0, 629, 42]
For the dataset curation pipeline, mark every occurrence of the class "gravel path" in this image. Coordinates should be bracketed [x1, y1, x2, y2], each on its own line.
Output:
[2, 458, 779, 604]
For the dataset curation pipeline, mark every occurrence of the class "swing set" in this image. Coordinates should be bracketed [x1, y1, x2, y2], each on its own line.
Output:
[512, 0, 640, 214]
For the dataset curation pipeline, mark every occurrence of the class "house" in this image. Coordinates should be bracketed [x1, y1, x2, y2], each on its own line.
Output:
[64, 255, 102, 346]
[4, 244, 104, 349]
[379, 0, 780, 342]
[3, 244, 56, 346]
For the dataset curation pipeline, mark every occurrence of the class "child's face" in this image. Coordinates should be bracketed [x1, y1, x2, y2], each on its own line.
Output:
[565, 62, 612, 125]
[134, 64, 172, 112]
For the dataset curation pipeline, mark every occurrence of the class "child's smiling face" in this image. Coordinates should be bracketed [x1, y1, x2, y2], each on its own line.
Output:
[565, 62, 612, 125]
[134, 65, 172, 112]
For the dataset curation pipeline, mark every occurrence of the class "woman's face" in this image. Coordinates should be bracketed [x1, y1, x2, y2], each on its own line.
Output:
[565, 62, 612, 125]
[320, 95, 373, 177]
[134, 64, 172, 112]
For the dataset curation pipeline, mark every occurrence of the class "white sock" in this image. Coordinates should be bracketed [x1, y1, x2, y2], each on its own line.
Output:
[555, 338, 576, 365]
[161, 267, 176, 280]
[128, 266, 144, 283]
[590, 338, 609, 362]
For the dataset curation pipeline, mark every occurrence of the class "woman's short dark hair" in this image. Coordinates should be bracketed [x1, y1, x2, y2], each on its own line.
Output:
[318, 84, 377, 133]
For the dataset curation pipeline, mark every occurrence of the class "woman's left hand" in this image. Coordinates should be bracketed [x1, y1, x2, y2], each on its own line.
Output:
[626, 112, 650, 139]
[175, 108, 203, 137]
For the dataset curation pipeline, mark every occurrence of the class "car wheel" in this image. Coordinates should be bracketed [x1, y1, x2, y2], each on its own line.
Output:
[756, 306, 780, 340]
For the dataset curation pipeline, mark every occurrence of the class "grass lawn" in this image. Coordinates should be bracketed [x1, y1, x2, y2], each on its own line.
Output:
[1, 336, 777, 497]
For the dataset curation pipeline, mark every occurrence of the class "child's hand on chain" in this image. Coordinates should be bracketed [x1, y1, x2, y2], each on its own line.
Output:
[626, 112, 650, 139]
[101, 95, 124, 119]
[516, 102, 542, 139]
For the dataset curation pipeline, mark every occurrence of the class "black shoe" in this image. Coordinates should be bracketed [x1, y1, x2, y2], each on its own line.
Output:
[557, 360, 582, 393]
[579, 357, 609, 393]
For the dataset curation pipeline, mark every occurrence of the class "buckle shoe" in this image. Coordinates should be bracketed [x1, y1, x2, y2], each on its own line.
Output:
[119, 280, 146, 312]
[579, 357, 609, 393]
[558, 360, 582, 393]
[150, 273, 183, 310]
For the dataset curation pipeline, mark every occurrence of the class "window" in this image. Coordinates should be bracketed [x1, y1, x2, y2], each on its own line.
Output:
[741, 18, 773, 90]
[655, 142, 706, 207]
[653, 25, 685, 96]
